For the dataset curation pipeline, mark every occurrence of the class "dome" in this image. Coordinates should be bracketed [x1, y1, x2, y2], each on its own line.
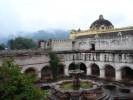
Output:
[90, 15, 114, 30]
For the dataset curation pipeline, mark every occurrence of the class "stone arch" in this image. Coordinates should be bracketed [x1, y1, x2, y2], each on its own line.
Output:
[41, 65, 52, 81]
[120, 66, 133, 70]
[68, 62, 87, 75]
[121, 66, 133, 81]
[68, 62, 76, 70]
[90, 63, 100, 76]
[24, 67, 37, 76]
[79, 62, 87, 75]
[68, 62, 76, 76]
[104, 64, 115, 80]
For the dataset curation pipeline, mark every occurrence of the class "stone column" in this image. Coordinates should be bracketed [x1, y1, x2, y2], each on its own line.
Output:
[115, 69, 122, 81]
[100, 68, 105, 78]
[87, 67, 91, 76]
[64, 66, 69, 76]
[37, 71, 41, 78]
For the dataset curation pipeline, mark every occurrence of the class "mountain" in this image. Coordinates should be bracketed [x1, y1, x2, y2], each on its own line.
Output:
[0, 36, 12, 44]
[28, 29, 69, 41]
[0, 29, 70, 44]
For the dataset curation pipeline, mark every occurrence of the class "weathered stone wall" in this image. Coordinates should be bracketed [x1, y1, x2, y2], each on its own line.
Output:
[15, 55, 49, 72]
[0, 50, 133, 81]
[74, 35, 133, 51]
[40, 32, 133, 51]
[63, 52, 133, 80]
[95, 35, 133, 50]
[51, 40, 72, 51]
[0, 51, 50, 78]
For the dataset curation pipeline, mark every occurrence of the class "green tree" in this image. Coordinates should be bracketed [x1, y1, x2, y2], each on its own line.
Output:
[8, 37, 37, 50]
[0, 58, 45, 100]
[49, 52, 60, 79]
[0, 43, 5, 50]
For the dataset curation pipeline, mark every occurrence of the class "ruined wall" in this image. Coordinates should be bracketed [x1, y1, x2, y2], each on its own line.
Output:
[51, 39, 73, 51]
[74, 35, 133, 51]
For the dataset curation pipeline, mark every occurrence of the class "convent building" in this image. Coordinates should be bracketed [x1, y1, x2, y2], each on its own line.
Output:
[39, 15, 133, 81]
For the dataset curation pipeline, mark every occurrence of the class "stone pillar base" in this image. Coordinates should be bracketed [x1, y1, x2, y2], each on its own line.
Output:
[64, 67, 69, 76]
[87, 67, 91, 76]
[115, 70, 122, 81]
[100, 68, 105, 78]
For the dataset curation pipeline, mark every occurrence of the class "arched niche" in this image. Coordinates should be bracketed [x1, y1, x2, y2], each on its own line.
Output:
[90, 63, 100, 76]
[104, 65, 115, 80]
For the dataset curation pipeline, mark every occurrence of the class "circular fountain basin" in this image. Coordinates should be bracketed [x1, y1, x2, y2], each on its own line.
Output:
[49, 79, 104, 100]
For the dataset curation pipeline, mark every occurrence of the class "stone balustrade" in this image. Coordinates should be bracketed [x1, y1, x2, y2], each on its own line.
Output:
[64, 51, 133, 64]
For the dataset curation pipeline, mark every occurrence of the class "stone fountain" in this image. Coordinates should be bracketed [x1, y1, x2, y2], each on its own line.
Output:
[45, 66, 133, 100]
[68, 69, 83, 90]
[48, 68, 105, 100]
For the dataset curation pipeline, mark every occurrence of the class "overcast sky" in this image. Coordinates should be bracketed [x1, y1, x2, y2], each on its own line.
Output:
[0, 0, 133, 36]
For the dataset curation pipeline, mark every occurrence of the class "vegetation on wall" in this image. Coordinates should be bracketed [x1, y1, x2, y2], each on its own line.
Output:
[0, 58, 46, 100]
[49, 52, 64, 80]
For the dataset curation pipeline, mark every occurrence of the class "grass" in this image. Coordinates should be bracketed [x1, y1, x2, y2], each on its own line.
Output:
[81, 82, 93, 89]
[60, 81, 93, 90]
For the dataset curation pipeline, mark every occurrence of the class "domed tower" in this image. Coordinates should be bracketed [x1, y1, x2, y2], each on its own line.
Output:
[90, 15, 114, 31]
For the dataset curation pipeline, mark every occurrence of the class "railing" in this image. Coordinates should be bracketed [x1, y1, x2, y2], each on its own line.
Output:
[64, 52, 133, 63]
[0, 49, 133, 64]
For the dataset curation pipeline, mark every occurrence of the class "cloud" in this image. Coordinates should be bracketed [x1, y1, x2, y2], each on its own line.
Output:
[0, 0, 133, 35]
[0, 0, 22, 36]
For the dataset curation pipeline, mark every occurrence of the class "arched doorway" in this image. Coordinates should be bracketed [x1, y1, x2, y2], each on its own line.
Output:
[68, 62, 87, 76]
[80, 63, 87, 75]
[69, 63, 76, 70]
[121, 67, 133, 81]
[68, 63, 77, 76]
[90, 63, 100, 76]
[105, 65, 115, 80]
[24, 67, 37, 77]
[41, 66, 52, 81]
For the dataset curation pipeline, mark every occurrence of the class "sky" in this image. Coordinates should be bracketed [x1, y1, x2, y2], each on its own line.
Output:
[0, 0, 133, 36]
